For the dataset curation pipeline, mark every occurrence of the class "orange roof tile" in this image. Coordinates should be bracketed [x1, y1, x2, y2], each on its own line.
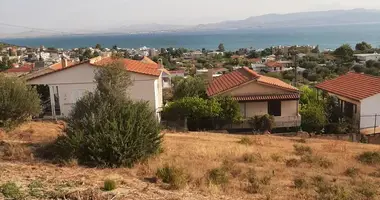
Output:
[49, 61, 75, 70]
[316, 72, 380, 101]
[93, 57, 161, 77]
[207, 67, 298, 96]
[265, 61, 283, 68]
[233, 94, 300, 101]
[5, 64, 33, 73]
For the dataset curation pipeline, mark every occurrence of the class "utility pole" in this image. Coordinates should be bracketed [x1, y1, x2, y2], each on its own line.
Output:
[292, 54, 298, 87]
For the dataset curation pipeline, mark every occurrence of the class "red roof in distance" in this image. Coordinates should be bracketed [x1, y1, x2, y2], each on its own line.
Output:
[316, 72, 380, 101]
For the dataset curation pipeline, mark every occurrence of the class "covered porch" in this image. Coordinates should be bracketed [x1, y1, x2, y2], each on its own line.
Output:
[33, 84, 63, 119]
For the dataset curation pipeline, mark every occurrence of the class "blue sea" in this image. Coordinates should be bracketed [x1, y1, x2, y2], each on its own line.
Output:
[2, 24, 380, 50]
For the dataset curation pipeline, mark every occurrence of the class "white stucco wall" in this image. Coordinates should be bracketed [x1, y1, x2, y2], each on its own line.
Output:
[27, 64, 162, 118]
[360, 94, 380, 129]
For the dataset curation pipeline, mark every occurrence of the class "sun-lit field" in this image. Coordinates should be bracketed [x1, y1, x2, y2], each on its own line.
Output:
[1, 121, 380, 199]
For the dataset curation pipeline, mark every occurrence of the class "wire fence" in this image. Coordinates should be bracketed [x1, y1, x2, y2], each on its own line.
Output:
[360, 114, 380, 135]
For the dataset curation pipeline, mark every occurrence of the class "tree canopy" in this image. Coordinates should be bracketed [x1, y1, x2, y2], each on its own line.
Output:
[218, 43, 225, 52]
[355, 41, 372, 51]
[334, 44, 354, 62]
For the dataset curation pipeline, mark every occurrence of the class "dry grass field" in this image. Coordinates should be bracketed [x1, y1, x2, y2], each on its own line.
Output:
[1, 121, 380, 199]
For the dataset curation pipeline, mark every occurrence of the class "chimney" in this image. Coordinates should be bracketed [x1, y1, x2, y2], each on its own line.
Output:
[61, 56, 68, 68]
[208, 69, 214, 82]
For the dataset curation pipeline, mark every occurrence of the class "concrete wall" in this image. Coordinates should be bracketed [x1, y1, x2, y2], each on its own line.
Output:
[28, 64, 162, 117]
[361, 94, 380, 129]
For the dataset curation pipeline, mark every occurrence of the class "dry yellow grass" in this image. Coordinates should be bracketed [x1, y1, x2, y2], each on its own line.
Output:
[1, 122, 380, 199]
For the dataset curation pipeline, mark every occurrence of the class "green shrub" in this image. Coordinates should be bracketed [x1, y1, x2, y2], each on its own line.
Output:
[208, 168, 229, 185]
[248, 114, 275, 132]
[357, 152, 380, 165]
[286, 158, 300, 167]
[28, 180, 44, 198]
[103, 179, 117, 191]
[238, 137, 253, 145]
[300, 103, 327, 133]
[317, 157, 333, 169]
[344, 167, 360, 178]
[49, 63, 162, 167]
[294, 177, 308, 189]
[315, 183, 352, 200]
[156, 165, 188, 189]
[293, 144, 313, 156]
[0, 75, 41, 129]
[0, 181, 24, 199]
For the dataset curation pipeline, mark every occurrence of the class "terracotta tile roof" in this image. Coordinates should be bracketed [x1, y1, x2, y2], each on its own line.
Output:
[93, 57, 161, 77]
[315, 72, 380, 101]
[5, 64, 33, 73]
[257, 75, 298, 91]
[49, 61, 75, 70]
[141, 56, 158, 64]
[233, 94, 300, 101]
[207, 67, 298, 96]
[265, 61, 283, 68]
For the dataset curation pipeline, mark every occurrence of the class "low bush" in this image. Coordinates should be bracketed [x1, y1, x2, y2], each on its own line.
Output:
[270, 153, 282, 162]
[294, 177, 308, 189]
[103, 179, 117, 191]
[245, 169, 260, 194]
[357, 151, 380, 165]
[286, 158, 301, 167]
[248, 114, 275, 132]
[28, 180, 44, 198]
[295, 138, 307, 143]
[244, 169, 272, 194]
[0, 181, 24, 199]
[315, 183, 352, 200]
[293, 144, 313, 156]
[156, 165, 188, 189]
[48, 63, 162, 168]
[344, 167, 360, 178]
[241, 153, 257, 163]
[208, 167, 229, 185]
[238, 137, 253, 145]
[300, 154, 333, 168]
[355, 182, 377, 200]
[1, 142, 33, 161]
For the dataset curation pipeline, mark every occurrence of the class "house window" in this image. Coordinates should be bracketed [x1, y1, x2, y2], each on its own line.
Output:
[268, 100, 281, 116]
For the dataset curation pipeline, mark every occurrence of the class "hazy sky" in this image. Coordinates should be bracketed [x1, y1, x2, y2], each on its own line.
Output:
[1, 0, 380, 33]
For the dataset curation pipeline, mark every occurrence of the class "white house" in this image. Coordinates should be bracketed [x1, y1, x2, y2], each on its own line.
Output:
[354, 52, 380, 62]
[316, 72, 380, 133]
[26, 57, 164, 120]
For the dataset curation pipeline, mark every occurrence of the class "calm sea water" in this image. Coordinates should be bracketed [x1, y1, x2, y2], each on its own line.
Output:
[2, 24, 380, 50]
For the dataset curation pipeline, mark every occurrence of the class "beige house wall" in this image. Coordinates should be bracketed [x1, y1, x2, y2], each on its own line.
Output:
[226, 81, 289, 96]
[27, 64, 162, 118]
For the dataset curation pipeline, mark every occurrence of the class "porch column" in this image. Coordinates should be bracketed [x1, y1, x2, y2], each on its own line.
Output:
[49, 86, 56, 119]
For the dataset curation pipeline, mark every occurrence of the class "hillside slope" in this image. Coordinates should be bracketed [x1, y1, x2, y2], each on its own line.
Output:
[1, 122, 380, 199]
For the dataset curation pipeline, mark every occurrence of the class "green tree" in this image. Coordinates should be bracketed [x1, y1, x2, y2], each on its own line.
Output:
[260, 48, 272, 57]
[247, 50, 260, 58]
[112, 45, 118, 50]
[214, 96, 241, 124]
[162, 97, 221, 130]
[300, 103, 326, 133]
[50, 61, 161, 167]
[355, 41, 372, 51]
[334, 44, 354, 62]
[366, 60, 376, 68]
[173, 76, 207, 100]
[299, 85, 318, 106]
[311, 45, 320, 54]
[218, 43, 225, 52]
[0, 75, 41, 129]
[95, 44, 102, 49]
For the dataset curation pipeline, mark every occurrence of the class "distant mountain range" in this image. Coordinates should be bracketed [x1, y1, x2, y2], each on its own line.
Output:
[2, 9, 380, 38]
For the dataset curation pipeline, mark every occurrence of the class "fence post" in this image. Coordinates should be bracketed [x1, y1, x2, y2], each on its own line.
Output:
[375, 114, 377, 135]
